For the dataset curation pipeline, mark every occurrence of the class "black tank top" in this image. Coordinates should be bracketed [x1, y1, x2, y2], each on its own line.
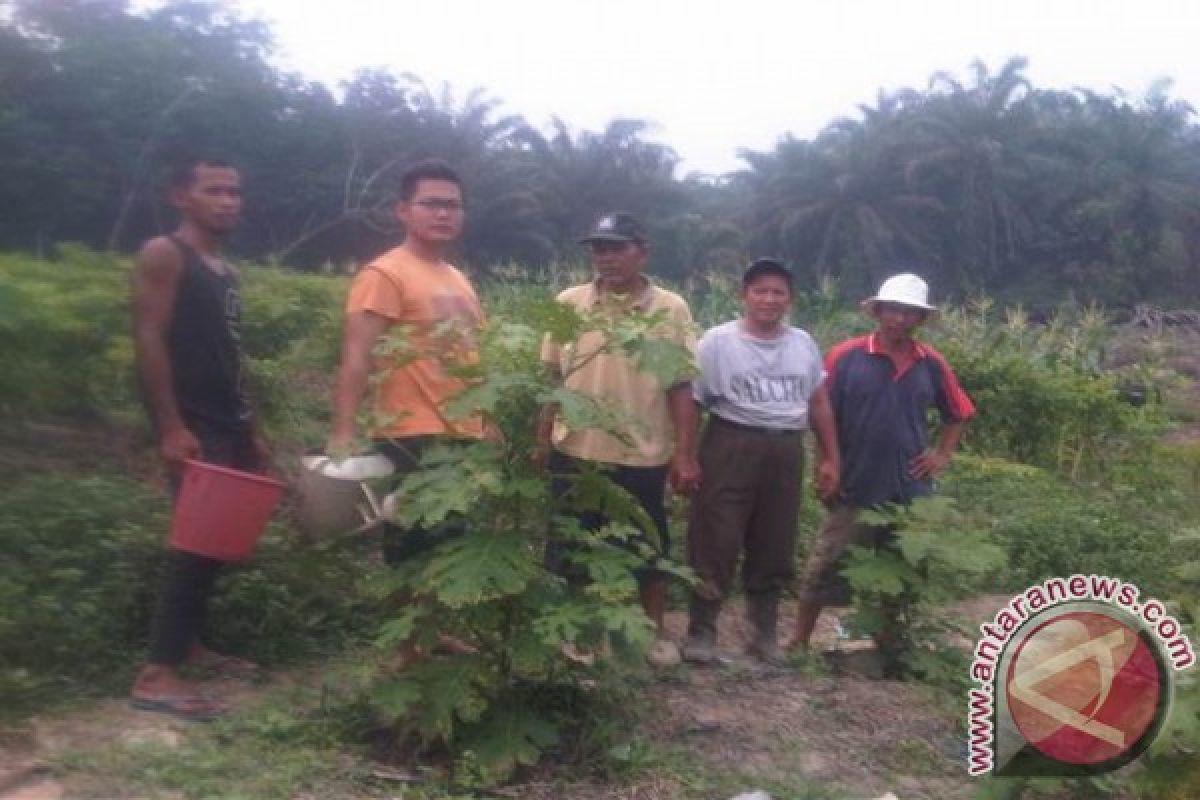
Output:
[166, 236, 252, 433]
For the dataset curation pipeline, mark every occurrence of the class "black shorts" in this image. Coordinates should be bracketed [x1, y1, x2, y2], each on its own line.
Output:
[547, 450, 669, 581]
[373, 436, 471, 565]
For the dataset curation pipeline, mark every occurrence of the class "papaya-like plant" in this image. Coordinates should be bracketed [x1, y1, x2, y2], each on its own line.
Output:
[841, 495, 1007, 686]
[362, 296, 695, 786]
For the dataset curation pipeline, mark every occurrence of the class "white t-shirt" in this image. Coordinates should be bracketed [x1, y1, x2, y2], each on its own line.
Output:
[692, 320, 825, 430]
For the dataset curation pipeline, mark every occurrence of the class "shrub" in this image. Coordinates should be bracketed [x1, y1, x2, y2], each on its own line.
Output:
[0, 246, 135, 416]
[841, 495, 1007, 686]
[0, 475, 165, 715]
[934, 301, 1166, 481]
[239, 267, 346, 446]
[0, 247, 346, 441]
[363, 297, 695, 786]
[942, 455, 1177, 595]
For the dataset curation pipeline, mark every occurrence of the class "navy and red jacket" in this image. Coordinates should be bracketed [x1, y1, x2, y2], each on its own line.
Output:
[825, 333, 975, 508]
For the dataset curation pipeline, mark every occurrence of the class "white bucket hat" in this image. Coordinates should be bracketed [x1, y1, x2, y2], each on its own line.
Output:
[863, 273, 936, 312]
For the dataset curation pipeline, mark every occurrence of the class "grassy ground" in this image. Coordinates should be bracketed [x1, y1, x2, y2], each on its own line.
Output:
[3, 604, 982, 800]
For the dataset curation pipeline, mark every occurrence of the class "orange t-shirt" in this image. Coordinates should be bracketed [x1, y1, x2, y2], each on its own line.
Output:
[345, 247, 485, 439]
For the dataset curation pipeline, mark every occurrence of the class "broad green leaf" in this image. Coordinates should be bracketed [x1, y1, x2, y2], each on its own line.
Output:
[372, 677, 423, 719]
[406, 657, 492, 736]
[420, 532, 538, 609]
[374, 606, 425, 649]
[841, 547, 915, 596]
[457, 704, 558, 784]
[630, 335, 696, 387]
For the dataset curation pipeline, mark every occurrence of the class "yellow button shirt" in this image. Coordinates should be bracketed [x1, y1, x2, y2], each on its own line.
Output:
[541, 279, 697, 467]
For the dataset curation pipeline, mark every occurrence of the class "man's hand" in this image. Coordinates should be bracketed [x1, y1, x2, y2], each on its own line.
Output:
[814, 457, 840, 507]
[532, 404, 557, 473]
[161, 426, 201, 469]
[326, 431, 354, 458]
[669, 453, 701, 495]
[483, 421, 505, 445]
[909, 448, 951, 480]
[330, 310, 389, 458]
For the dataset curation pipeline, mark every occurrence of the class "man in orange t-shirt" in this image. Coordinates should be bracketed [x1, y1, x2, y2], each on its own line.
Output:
[329, 159, 484, 564]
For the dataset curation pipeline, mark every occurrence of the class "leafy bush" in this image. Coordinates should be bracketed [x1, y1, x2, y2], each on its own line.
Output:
[0, 246, 135, 416]
[363, 297, 695, 786]
[942, 455, 1178, 595]
[239, 267, 346, 446]
[842, 495, 1007, 686]
[0, 475, 164, 714]
[935, 301, 1166, 480]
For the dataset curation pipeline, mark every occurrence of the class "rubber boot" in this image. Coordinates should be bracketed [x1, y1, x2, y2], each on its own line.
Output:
[682, 594, 722, 665]
[745, 590, 786, 667]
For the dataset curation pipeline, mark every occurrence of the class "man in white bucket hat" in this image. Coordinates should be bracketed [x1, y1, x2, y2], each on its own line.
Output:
[787, 273, 975, 676]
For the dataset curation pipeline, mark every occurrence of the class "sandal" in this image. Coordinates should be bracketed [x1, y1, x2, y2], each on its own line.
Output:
[130, 693, 228, 721]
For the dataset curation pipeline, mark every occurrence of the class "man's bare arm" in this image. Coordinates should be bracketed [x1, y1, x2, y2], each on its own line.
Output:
[807, 382, 841, 505]
[329, 310, 391, 451]
[132, 238, 199, 466]
[531, 354, 563, 470]
[667, 383, 701, 493]
[531, 403, 557, 470]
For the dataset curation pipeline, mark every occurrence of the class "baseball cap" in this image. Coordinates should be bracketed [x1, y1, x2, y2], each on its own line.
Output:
[579, 211, 647, 245]
[742, 258, 793, 288]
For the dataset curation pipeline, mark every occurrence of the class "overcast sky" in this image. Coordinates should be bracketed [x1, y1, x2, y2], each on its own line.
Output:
[215, 0, 1200, 175]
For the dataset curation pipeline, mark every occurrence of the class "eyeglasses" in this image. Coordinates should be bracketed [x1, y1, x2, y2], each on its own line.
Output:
[412, 198, 465, 213]
[588, 240, 635, 254]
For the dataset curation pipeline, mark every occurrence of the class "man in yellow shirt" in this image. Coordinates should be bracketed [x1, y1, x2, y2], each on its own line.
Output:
[537, 212, 700, 667]
[329, 159, 484, 564]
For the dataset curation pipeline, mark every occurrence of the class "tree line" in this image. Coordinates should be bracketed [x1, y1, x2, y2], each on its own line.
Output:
[3, 0, 1200, 304]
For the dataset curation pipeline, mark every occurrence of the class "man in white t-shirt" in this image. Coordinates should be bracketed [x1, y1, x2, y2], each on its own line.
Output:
[682, 259, 840, 666]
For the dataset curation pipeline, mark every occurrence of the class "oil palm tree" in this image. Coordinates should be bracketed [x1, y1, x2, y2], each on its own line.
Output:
[904, 57, 1040, 290]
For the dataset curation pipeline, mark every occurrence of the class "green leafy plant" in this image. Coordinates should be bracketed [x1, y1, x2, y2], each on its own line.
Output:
[0, 248, 350, 446]
[935, 300, 1166, 481]
[942, 454, 1178, 594]
[0, 247, 135, 417]
[842, 495, 1007, 686]
[362, 297, 695, 786]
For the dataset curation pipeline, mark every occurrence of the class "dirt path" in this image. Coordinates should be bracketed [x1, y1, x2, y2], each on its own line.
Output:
[0, 599, 1010, 800]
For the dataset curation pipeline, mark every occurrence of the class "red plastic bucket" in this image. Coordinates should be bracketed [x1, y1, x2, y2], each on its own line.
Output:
[169, 459, 286, 561]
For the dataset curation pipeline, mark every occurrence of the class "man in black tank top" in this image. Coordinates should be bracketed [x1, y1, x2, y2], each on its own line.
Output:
[129, 158, 269, 720]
